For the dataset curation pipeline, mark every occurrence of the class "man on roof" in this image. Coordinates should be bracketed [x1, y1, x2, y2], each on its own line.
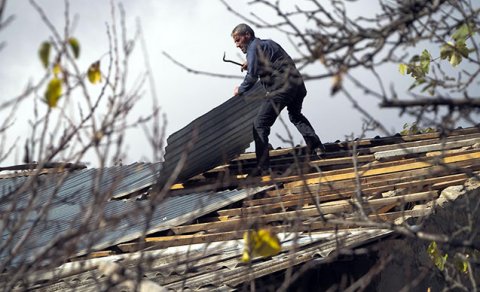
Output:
[232, 23, 326, 175]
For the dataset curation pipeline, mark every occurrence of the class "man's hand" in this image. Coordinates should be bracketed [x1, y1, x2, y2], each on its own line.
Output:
[234, 86, 240, 96]
[241, 62, 248, 72]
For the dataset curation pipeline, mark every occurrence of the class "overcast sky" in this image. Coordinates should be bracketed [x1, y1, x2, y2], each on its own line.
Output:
[0, 0, 456, 166]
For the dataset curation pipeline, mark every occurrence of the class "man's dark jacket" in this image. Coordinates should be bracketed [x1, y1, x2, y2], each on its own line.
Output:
[238, 37, 306, 97]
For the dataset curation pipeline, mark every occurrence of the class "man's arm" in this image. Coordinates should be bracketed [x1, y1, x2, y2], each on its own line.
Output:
[236, 41, 259, 95]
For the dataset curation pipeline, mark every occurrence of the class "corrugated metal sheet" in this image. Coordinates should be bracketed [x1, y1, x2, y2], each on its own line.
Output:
[0, 162, 270, 266]
[163, 229, 393, 290]
[83, 185, 270, 255]
[159, 83, 266, 185]
[25, 229, 392, 291]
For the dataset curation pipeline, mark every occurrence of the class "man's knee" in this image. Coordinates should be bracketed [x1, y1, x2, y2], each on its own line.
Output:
[253, 118, 264, 130]
[253, 119, 270, 138]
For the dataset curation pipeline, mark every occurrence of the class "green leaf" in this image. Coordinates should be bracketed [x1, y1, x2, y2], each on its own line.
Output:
[450, 52, 462, 67]
[440, 42, 454, 60]
[38, 41, 51, 69]
[44, 78, 62, 108]
[423, 127, 435, 133]
[399, 63, 408, 75]
[441, 41, 469, 67]
[420, 49, 431, 74]
[454, 254, 469, 274]
[411, 66, 426, 80]
[68, 37, 80, 59]
[452, 23, 471, 41]
[456, 41, 470, 58]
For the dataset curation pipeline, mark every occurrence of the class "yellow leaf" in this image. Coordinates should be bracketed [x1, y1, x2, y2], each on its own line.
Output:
[331, 73, 343, 95]
[53, 63, 61, 77]
[87, 61, 102, 84]
[68, 37, 80, 59]
[45, 78, 62, 108]
[427, 241, 448, 271]
[242, 228, 281, 262]
[39, 41, 51, 69]
[399, 63, 407, 75]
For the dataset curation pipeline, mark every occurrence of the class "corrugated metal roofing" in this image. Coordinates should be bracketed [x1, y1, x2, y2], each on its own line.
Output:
[159, 83, 266, 185]
[0, 162, 269, 266]
[20, 229, 392, 291]
[2, 121, 479, 290]
[162, 229, 393, 291]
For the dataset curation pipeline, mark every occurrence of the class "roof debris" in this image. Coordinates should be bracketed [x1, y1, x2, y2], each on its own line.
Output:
[1, 125, 479, 291]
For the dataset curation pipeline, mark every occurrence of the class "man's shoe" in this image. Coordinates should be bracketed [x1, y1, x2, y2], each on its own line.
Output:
[315, 147, 326, 157]
[310, 147, 326, 161]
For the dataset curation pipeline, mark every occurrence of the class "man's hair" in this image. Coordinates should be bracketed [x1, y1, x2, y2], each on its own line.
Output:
[231, 23, 255, 37]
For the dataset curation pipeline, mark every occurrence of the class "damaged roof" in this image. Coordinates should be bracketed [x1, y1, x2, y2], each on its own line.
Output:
[1, 91, 479, 291]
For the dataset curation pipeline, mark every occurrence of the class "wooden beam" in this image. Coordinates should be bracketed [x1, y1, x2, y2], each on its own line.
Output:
[305, 208, 432, 231]
[170, 191, 437, 235]
[310, 154, 375, 167]
[283, 151, 480, 188]
[223, 172, 470, 216]
[287, 165, 479, 196]
[374, 137, 480, 160]
[256, 165, 473, 203]
[369, 132, 480, 153]
[400, 127, 480, 142]
[256, 150, 477, 186]
[259, 162, 479, 202]
[120, 208, 432, 252]
[289, 161, 480, 194]
[118, 230, 244, 252]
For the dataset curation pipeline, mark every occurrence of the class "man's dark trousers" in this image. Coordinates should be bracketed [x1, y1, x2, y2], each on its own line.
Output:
[253, 84, 321, 170]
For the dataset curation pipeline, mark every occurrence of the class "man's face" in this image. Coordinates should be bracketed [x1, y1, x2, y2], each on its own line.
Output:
[233, 33, 251, 54]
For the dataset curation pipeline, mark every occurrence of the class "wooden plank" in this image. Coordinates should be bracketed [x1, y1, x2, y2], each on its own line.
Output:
[121, 208, 432, 252]
[431, 178, 469, 189]
[170, 191, 437, 235]
[190, 128, 480, 186]
[288, 165, 479, 196]
[310, 154, 375, 167]
[257, 149, 479, 186]
[88, 250, 114, 258]
[369, 132, 480, 153]
[118, 230, 244, 252]
[231, 128, 479, 165]
[427, 148, 474, 157]
[374, 137, 480, 160]
[260, 161, 479, 201]
[282, 151, 480, 188]
[305, 208, 432, 231]
[222, 172, 470, 217]
[233, 147, 299, 161]
[400, 127, 480, 142]
[255, 165, 477, 204]
[326, 127, 479, 150]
